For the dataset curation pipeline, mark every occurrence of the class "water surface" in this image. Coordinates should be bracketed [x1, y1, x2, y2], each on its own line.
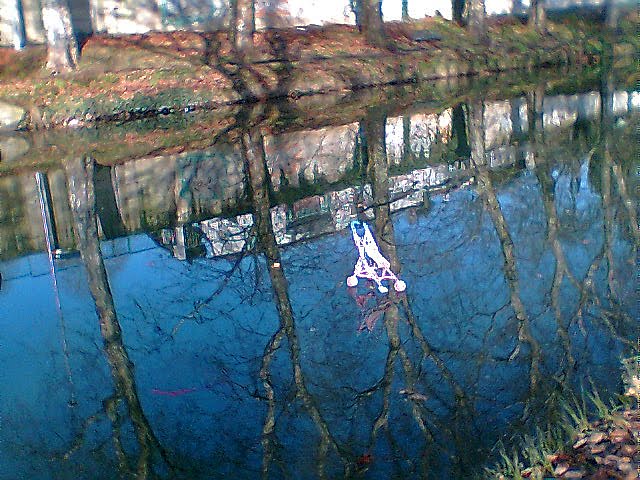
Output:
[0, 67, 637, 479]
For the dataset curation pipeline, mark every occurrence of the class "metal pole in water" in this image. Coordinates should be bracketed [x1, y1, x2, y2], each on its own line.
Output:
[35, 171, 77, 408]
[35, 172, 59, 255]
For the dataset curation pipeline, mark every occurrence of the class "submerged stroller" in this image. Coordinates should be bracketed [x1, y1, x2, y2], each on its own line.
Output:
[346, 220, 406, 294]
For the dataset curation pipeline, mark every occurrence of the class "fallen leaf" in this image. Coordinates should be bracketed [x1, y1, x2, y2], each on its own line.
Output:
[609, 428, 630, 443]
[588, 432, 606, 444]
[554, 462, 570, 476]
[573, 437, 588, 449]
[362, 309, 384, 331]
[603, 454, 620, 466]
[562, 470, 584, 479]
[618, 461, 633, 473]
[619, 445, 636, 456]
[356, 453, 373, 467]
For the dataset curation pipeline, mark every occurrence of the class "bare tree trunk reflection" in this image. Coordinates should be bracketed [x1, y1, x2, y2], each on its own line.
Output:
[362, 112, 478, 476]
[452, 103, 471, 163]
[402, 115, 412, 163]
[527, 93, 576, 375]
[241, 130, 350, 479]
[466, 100, 542, 401]
[599, 72, 618, 305]
[66, 157, 173, 479]
[526, 85, 545, 137]
[258, 327, 285, 479]
[364, 113, 432, 476]
[590, 70, 638, 348]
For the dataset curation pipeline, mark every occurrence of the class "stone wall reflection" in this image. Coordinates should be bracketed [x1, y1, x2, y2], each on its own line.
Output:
[0, 89, 637, 261]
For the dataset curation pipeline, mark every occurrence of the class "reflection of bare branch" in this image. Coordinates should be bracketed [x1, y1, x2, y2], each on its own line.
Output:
[401, 299, 469, 405]
[571, 244, 603, 334]
[104, 396, 133, 476]
[601, 146, 618, 304]
[468, 99, 541, 396]
[592, 309, 638, 349]
[66, 157, 175, 479]
[531, 150, 576, 372]
[564, 81, 640, 352]
[55, 407, 105, 461]
[365, 113, 432, 421]
[243, 129, 351, 477]
[171, 241, 251, 337]
[369, 343, 397, 442]
[478, 166, 541, 389]
[259, 327, 285, 480]
[565, 244, 634, 351]
[609, 154, 640, 246]
[363, 114, 480, 477]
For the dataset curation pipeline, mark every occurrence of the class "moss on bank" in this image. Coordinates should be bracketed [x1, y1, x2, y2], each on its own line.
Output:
[0, 10, 637, 131]
[1, 62, 630, 177]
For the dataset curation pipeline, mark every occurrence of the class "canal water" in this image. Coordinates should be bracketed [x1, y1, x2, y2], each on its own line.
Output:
[0, 66, 637, 479]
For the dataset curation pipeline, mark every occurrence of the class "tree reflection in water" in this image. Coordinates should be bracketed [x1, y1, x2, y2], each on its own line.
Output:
[6, 82, 636, 479]
[240, 113, 352, 479]
[65, 157, 176, 479]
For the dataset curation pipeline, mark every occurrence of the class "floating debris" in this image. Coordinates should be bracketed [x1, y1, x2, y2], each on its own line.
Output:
[346, 220, 406, 294]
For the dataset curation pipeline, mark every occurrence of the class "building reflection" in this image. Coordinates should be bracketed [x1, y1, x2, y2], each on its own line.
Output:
[0, 88, 637, 262]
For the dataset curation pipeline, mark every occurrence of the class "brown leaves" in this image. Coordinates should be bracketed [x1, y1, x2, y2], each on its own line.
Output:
[349, 286, 400, 332]
[556, 409, 640, 479]
[360, 308, 384, 332]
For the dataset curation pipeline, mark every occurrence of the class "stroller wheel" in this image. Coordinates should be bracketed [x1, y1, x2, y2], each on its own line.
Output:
[394, 280, 406, 292]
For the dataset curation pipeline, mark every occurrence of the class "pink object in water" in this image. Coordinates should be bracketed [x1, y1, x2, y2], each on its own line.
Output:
[151, 388, 197, 397]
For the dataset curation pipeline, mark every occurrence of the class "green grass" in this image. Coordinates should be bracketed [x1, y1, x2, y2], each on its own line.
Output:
[484, 383, 626, 479]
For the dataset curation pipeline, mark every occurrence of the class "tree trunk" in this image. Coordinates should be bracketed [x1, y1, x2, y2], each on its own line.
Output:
[240, 127, 348, 478]
[362, 112, 399, 268]
[467, 101, 542, 391]
[66, 156, 173, 478]
[452, 104, 470, 161]
[603, 0, 619, 30]
[466, 100, 485, 167]
[528, 0, 546, 33]
[526, 84, 544, 138]
[42, 0, 78, 72]
[402, 0, 409, 21]
[7, 0, 26, 50]
[453, 0, 465, 25]
[356, 0, 387, 48]
[512, 0, 525, 16]
[231, 0, 254, 52]
[402, 116, 411, 162]
[466, 0, 487, 44]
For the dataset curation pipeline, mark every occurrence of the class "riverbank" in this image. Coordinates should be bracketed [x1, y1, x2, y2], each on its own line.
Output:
[2, 62, 636, 177]
[488, 407, 639, 479]
[0, 10, 637, 131]
[487, 364, 640, 480]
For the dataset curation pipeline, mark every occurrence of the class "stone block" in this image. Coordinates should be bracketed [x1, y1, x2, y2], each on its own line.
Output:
[0, 102, 26, 131]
